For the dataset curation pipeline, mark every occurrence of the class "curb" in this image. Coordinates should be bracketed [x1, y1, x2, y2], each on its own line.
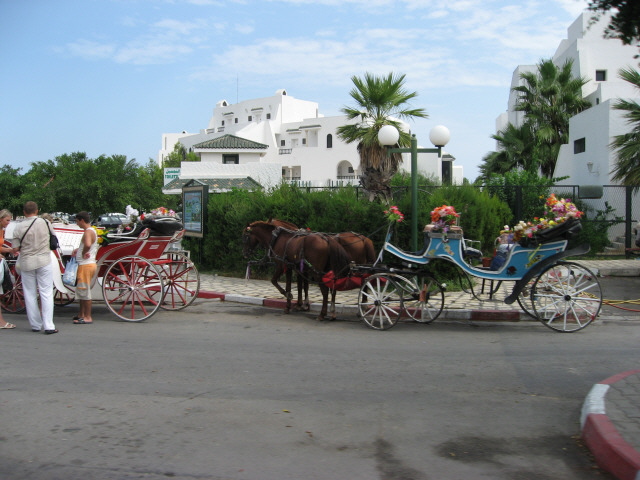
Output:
[581, 370, 640, 480]
[197, 290, 529, 321]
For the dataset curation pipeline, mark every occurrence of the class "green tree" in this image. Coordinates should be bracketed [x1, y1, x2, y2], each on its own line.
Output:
[0, 165, 27, 215]
[134, 159, 177, 212]
[610, 67, 640, 188]
[512, 59, 590, 178]
[337, 72, 428, 202]
[588, 0, 640, 51]
[477, 123, 538, 181]
[162, 142, 199, 168]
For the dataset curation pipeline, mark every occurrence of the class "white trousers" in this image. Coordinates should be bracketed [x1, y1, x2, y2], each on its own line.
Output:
[21, 264, 55, 331]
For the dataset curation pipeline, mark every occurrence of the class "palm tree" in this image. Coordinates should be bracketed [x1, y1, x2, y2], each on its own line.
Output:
[478, 123, 539, 180]
[512, 59, 591, 177]
[337, 72, 428, 201]
[611, 67, 640, 189]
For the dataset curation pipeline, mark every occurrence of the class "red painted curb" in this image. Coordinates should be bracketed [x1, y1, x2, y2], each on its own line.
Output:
[198, 291, 225, 300]
[263, 298, 288, 309]
[582, 370, 640, 480]
[583, 414, 640, 480]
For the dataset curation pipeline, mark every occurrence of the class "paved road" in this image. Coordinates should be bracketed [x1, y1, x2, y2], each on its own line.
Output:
[1, 297, 636, 480]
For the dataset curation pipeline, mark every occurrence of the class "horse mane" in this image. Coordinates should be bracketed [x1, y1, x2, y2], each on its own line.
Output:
[268, 218, 301, 231]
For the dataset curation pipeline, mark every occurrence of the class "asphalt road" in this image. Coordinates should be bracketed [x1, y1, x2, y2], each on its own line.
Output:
[1, 293, 636, 480]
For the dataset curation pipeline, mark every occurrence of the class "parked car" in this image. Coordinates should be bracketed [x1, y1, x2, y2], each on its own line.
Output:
[92, 213, 127, 230]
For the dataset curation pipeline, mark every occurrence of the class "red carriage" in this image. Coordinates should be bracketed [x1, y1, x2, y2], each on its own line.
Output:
[0, 218, 200, 322]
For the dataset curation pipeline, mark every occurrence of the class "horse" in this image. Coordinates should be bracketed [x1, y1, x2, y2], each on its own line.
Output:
[242, 221, 351, 320]
[268, 219, 376, 317]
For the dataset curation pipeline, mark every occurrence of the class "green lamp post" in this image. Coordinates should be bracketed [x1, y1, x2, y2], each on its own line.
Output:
[378, 124, 451, 251]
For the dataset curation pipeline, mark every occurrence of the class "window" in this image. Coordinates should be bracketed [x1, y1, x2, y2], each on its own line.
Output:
[223, 154, 239, 164]
[267, 113, 271, 119]
[280, 139, 285, 147]
[234, 118, 238, 124]
[248, 116, 252, 121]
[326, 134, 333, 148]
[221, 120, 225, 126]
[302, 138, 306, 145]
[596, 70, 607, 81]
[574, 138, 586, 154]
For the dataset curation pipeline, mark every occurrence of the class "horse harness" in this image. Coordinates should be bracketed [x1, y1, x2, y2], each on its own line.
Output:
[266, 227, 336, 279]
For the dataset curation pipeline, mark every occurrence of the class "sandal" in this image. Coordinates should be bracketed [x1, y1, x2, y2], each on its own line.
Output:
[73, 318, 93, 324]
[0, 323, 16, 329]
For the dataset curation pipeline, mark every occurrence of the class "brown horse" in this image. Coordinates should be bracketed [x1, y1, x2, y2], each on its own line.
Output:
[242, 221, 351, 320]
[268, 219, 375, 263]
[268, 219, 376, 317]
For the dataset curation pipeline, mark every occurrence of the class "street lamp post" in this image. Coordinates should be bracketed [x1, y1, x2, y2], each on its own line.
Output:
[378, 125, 451, 252]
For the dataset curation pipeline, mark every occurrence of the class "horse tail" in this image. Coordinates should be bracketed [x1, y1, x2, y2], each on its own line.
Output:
[364, 237, 376, 264]
[327, 237, 351, 278]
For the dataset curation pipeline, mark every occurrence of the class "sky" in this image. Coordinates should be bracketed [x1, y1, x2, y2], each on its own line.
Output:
[0, 0, 592, 181]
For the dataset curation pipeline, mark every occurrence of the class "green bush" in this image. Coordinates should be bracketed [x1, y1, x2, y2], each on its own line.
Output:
[570, 201, 624, 253]
[191, 182, 513, 275]
[425, 185, 513, 253]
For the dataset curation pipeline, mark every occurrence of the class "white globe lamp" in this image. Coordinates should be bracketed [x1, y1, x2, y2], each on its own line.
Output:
[378, 124, 400, 146]
[429, 125, 451, 147]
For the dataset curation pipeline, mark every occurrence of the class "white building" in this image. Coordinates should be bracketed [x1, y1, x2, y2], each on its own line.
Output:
[160, 89, 461, 193]
[495, 11, 640, 243]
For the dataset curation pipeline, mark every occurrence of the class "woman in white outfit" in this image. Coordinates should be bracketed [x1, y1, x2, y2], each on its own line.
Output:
[11, 201, 57, 334]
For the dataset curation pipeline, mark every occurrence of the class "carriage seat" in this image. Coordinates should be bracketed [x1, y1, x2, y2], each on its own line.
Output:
[142, 217, 184, 236]
[518, 218, 582, 247]
[423, 224, 481, 260]
[105, 218, 184, 244]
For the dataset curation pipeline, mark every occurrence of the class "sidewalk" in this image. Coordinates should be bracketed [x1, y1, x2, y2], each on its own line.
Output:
[197, 258, 640, 480]
[197, 258, 640, 322]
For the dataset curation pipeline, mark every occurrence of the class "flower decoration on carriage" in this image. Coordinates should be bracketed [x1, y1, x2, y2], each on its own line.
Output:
[430, 205, 460, 232]
[92, 226, 110, 245]
[383, 205, 405, 223]
[501, 194, 583, 243]
[141, 207, 177, 220]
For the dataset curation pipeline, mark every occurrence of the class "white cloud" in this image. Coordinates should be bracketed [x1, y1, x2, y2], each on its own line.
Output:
[235, 23, 255, 35]
[66, 40, 116, 60]
[153, 18, 207, 36]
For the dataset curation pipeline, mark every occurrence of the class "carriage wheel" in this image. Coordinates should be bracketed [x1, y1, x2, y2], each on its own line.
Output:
[54, 286, 75, 307]
[394, 273, 444, 323]
[358, 273, 403, 330]
[154, 252, 200, 311]
[0, 264, 25, 314]
[531, 261, 602, 332]
[516, 278, 537, 319]
[102, 255, 164, 322]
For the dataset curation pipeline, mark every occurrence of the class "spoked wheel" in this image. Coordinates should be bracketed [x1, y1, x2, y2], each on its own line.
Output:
[154, 252, 200, 310]
[358, 273, 404, 330]
[102, 255, 164, 322]
[531, 261, 602, 332]
[516, 278, 537, 319]
[0, 267, 25, 313]
[54, 286, 75, 307]
[394, 273, 445, 324]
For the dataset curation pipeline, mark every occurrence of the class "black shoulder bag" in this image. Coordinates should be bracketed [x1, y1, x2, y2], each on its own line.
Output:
[44, 219, 60, 250]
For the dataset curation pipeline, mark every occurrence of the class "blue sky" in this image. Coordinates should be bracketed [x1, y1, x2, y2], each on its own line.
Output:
[0, 0, 590, 181]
